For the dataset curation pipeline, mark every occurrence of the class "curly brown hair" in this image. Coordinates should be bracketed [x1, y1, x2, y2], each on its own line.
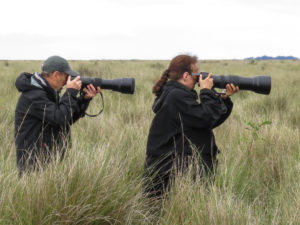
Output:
[152, 54, 197, 96]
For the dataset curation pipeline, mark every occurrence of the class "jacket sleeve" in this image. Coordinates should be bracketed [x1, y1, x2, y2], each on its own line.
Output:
[212, 97, 233, 128]
[71, 95, 92, 123]
[172, 89, 228, 129]
[27, 88, 80, 127]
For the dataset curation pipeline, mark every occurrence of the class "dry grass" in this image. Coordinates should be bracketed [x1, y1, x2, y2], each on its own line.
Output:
[0, 59, 299, 224]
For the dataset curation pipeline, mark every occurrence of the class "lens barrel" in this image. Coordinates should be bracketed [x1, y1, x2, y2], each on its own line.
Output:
[71, 76, 135, 94]
[192, 72, 271, 95]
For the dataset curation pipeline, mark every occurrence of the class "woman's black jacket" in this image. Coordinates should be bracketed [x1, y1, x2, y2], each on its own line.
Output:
[14, 72, 90, 170]
[146, 81, 233, 161]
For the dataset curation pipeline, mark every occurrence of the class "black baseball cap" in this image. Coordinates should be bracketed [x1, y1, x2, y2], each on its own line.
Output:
[42, 55, 79, 76]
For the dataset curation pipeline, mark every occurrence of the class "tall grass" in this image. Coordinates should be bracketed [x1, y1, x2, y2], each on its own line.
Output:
[0, 59, 299, 224]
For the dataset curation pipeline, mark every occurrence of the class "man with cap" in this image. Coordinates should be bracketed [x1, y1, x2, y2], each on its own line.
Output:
[14, 55, 101, 175]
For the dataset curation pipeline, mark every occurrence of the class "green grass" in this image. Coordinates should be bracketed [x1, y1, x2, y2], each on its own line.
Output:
[0, 59, 299, 224]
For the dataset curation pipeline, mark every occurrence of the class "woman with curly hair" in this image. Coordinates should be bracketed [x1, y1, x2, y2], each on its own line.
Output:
[144, 54, 239, 197]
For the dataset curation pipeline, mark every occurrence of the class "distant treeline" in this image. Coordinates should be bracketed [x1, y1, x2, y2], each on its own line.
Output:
[245, 55, 298, 60]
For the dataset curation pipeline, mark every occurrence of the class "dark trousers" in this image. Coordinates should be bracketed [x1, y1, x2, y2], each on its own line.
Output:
[143, 153, 216, 198]
[17, 147, 65, 176]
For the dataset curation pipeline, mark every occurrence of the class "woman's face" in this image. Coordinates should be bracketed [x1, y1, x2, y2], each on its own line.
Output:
[185, 63, 199, 89]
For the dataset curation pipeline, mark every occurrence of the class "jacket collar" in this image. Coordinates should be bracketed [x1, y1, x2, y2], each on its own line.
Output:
[152, 80, 198, 113]
[32, 73, 59, 101]
[165, 80, 198, 99]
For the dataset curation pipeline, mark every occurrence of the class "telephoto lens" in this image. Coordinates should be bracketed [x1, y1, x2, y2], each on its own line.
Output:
[192, 72, 271, 95]
[71, 76, 135, 94]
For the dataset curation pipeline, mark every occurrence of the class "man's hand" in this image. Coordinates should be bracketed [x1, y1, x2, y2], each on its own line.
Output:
[221, 83, 239, 99]
[199, 73, 214, 90]
[83, 84, 101, 99]
[66, 76, 82, 90]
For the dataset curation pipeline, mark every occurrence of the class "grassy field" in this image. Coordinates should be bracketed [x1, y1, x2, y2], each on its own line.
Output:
[0, 59, 299, 225]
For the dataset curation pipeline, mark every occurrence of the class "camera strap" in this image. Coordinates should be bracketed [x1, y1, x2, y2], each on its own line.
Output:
[84, 92, 104, 117]
[211, 88, 226, 97]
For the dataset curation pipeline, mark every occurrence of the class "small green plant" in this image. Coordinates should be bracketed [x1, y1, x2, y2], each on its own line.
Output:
[245, 120, 272, 154]
[246, 120, 272, 140]
[237, 120, 272, 146]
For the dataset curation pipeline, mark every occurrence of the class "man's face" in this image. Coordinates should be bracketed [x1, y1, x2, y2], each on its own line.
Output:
[53, 72, 68, 92]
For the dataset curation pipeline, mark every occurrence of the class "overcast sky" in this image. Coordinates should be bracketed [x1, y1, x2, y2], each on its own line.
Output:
[0, 0, 299, 60]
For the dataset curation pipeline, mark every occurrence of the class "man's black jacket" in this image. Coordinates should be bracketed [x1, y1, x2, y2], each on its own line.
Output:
[14, 72, 90, 170]
[146, 81, 233, 161]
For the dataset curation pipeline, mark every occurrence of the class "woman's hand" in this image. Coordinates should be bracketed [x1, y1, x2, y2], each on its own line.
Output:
[221, 83, 239, 98]
[83, 84, 101, 99]
[199, 73, 214, 90]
